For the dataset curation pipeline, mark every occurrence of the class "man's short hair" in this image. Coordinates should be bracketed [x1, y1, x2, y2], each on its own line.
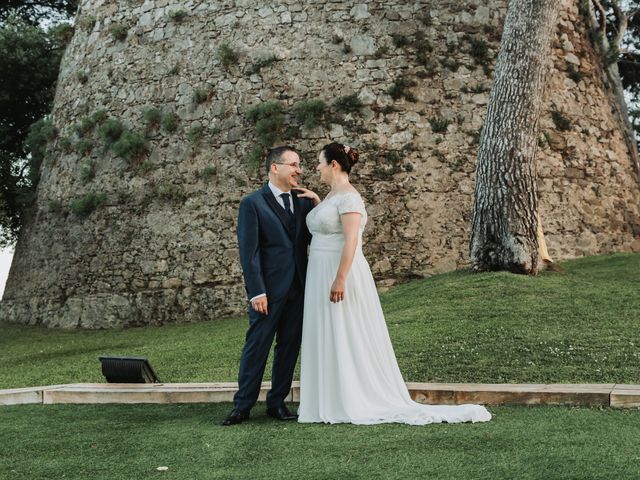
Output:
[265, 145, 297, 175]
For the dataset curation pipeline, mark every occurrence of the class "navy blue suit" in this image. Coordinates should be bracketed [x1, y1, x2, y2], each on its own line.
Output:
[234, 184, 313, 412]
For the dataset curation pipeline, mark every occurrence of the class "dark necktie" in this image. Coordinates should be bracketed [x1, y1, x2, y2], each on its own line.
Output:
[280, 193, 293, 216]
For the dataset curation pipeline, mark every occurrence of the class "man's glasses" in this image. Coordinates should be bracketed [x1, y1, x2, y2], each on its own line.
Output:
[274, 162, 302, 169]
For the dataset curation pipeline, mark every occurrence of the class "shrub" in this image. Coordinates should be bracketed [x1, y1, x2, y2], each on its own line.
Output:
[551, 110, 571, 131]
[72, 117, 96, 137]
[293, 99, 326, 129]
[24, 118, 57, 186]
[109, 24, 128, 41]
[414, 38, 433, 66]
[197, 165, 217, 182]
[334, 94, 363, 114]
[57, 136, 73, 153]
[99, 118, 124, 145]
[247, 146, 264, 171]
[77, 70, 88, 84]
[388, 77, 417, 102]
[187, 125, 204, 145]
[91, 109, 108, 125]
[217, 43, 239, 69]
[567, 63, 584, 83]
[429, 117, 451, 133]
[80, 160, 95, 182]
[168, 9, 188, 23]
[142, 107, 162, 129]
[246, 56, 277, 76]
[391, 34, 410, 48]
[111, 130, 147, 161]
[153, 182, 186, 203]
[161, 111, 180, 133]
[246, 101, 284, 153]
[75, 138, 94, 155]
[70, 192, 106, 217]
[138, 159, 154, 174]
[78, 15, 96, 32]
[466, 35, 490, 64]
[192, 88, 209, 105]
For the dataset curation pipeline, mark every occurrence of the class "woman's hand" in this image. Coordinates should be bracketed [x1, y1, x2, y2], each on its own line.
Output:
[330, 277, 346, 303]
[293, 187, 321, 206]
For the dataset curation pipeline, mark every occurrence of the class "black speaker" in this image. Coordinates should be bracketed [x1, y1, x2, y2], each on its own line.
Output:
[99, 356, 161, 383]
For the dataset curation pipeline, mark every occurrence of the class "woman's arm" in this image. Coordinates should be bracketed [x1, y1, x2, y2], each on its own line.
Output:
[330, 212, 361, 303]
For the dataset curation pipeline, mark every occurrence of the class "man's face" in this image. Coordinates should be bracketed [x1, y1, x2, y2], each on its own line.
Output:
[272, 151, 302, 189]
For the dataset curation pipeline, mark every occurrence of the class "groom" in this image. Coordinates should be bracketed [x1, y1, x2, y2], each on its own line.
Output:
[223, 146, 314, 426]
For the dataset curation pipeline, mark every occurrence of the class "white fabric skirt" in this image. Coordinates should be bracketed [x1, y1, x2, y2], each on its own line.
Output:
[298, 237, 491, 425]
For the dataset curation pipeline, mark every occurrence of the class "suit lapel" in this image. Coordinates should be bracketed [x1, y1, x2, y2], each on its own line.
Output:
[291, 190, 304, 239]
[261, 184, 295, 237]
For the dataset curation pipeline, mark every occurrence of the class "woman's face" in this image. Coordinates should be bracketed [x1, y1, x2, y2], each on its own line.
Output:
[316, 151, 332, 184]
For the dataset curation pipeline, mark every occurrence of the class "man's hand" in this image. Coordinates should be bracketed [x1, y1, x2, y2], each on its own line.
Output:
[251, 296, 269, 315]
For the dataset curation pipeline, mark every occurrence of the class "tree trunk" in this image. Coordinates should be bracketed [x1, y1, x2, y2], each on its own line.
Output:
[470, 0, 561, 274]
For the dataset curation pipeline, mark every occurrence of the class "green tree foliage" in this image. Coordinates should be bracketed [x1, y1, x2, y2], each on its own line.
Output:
[0, 14, 71, 246]
[0, 1, 78, 25]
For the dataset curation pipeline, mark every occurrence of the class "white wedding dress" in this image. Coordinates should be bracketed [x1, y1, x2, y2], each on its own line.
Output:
[298, 192, 491, 425]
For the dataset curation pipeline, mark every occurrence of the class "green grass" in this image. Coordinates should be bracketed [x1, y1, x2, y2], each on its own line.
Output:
[1, 403, 639, 479]
[0, 253, 639, 389]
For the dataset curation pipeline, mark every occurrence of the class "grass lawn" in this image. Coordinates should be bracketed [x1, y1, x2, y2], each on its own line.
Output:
[1, 403, 639, 480]
[1, 253, 639, 389]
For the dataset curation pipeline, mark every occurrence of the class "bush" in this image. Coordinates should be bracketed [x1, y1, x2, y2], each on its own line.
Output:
[80, 160, 95, 182]
[293, 99, 326, 129]
[466, 35, 490, 64]
[246, 56, 277, 76]
[161, 111, 180, 133]
[78, 15, 96, 32]
[109, 24, 128, 41]
[192, 88, 209, 105]
[429, 117, 451, 133]
[111, 130, 147, 161]
[72, 117, 96, 137]
[91, 109, 108, 125]
[197, 165, 217, 182]
[70, 192, 106, 217]
[391, 34, 410, 48]
[245, 101, 284, 150]
[334, 94, 363, 114]
[99, 118, 124, 145]
[187, 125, 204, 145]
[387, 77, 417, 102]
[153, 182, 186, 203]
[77, 70, 88, 84]
[168, 10, 188, 23]
[551, 110, 571, 132]
[142, 107, 162, 128]
[217, 43, 239, 69]
[75, 138, 94, 155]
[23, 118, 57, 186]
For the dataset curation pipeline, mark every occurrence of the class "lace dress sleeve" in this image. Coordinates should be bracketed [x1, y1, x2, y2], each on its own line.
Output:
[337, 193, 366, 216]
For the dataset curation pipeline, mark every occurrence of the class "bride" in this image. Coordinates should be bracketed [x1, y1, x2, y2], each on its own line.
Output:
[295, 142, 491, 425]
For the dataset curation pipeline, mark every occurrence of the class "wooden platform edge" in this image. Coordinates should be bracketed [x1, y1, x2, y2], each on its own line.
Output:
[1, 382, 639, 408]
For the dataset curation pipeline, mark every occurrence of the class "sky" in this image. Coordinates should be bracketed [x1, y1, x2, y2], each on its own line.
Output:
[0, 247, 14, 299]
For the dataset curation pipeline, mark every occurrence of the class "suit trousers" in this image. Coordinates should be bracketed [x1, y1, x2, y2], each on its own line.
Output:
[233, 276, 304, 412]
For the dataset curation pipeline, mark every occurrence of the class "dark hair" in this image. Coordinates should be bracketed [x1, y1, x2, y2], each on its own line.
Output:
[321, 142, 359, 174]
[265, 145, 297, 175]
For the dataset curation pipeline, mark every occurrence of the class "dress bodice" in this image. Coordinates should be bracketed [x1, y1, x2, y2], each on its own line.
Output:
[306, 192, 368, 238]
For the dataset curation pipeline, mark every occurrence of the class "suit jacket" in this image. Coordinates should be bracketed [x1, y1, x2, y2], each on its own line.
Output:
[237, 184, 314, 302]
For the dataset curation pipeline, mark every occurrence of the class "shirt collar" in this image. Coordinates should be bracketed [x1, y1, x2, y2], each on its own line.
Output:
[268, 181, 291, 198]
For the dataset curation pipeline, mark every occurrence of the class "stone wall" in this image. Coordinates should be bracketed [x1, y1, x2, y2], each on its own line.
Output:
[2, 0, 639, 328]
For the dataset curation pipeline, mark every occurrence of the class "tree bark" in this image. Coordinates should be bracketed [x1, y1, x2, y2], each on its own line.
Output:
[470, 0, 561, 274]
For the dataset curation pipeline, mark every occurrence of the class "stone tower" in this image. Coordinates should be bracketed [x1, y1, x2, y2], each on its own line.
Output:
[2, 0, 639, 328]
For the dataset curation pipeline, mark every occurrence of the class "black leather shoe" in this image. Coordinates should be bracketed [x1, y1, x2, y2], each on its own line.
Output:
[222, 409, 250, 426]
[266, 404, 298, 421]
